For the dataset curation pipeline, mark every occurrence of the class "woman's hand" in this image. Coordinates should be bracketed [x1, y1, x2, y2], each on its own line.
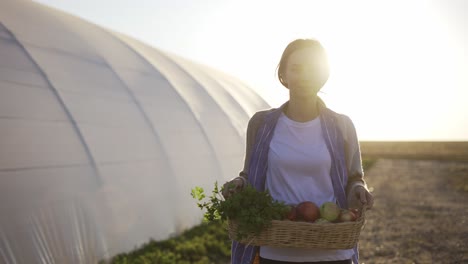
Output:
[221, 177, 245, 199]
[349, 185, 374, 210]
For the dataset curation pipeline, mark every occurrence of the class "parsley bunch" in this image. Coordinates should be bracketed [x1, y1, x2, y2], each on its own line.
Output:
[191, 182, 289, 240]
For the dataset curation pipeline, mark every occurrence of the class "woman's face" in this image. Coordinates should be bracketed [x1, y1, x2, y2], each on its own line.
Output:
[283, 47, 329, 95]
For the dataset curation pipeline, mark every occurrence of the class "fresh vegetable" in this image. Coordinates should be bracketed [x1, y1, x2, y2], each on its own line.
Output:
[296, 201, 320, 222]
[339, 209, 357, 222]
[320, 202, 341, 222]
[191, 182, 290, 240]
[285, 205, 297, 221]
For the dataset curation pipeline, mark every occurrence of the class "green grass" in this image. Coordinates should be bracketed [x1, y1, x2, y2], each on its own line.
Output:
[102, 221, 231, 264]
[103, 158, 378, 264]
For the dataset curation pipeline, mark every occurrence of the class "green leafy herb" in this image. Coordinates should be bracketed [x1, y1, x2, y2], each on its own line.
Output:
[191, 182, 289, 240]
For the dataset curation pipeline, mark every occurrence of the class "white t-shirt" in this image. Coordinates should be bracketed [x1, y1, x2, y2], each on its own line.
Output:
[260, 112, 354, 262]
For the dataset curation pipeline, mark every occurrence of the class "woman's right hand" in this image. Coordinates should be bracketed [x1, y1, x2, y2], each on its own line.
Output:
[221, 177, 245, 199]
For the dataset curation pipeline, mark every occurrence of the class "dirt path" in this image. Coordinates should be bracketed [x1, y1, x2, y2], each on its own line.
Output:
[359, 159, 468, 264]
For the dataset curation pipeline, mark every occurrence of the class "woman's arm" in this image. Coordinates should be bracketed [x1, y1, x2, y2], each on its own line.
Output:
[239, 112, 261, 180]
[340, 115, 374, 209]
[222, 111, 262, 197]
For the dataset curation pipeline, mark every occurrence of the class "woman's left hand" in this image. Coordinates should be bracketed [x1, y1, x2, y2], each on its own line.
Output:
[350, 185, 374, 210]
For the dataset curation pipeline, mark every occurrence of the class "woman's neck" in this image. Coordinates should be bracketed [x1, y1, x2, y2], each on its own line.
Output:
[285, 95, 320, 122]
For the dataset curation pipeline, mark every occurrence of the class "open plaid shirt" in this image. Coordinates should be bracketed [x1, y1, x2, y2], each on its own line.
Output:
[231, 103, 360, 264]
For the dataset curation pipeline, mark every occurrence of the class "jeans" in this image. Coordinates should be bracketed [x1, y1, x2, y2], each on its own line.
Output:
[259, 257, 352, 264]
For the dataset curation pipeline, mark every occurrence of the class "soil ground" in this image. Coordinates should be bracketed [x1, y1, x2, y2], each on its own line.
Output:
[358, 158, 468, 264]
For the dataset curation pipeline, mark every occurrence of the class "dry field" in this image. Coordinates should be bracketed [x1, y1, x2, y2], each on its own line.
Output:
[358, 142, 468, 264]
[360, 141, 468, 162]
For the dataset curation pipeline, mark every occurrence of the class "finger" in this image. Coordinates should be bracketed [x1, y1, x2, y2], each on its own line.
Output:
[366, 193, 374, 209]
[354, 186, 364, 199]
[223, 185, 230, 195]
[359, 189, 367, 204]
[223, 183, 234, 197]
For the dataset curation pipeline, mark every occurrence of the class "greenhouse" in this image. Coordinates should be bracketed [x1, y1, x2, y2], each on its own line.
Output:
[0, 0, 268, 262]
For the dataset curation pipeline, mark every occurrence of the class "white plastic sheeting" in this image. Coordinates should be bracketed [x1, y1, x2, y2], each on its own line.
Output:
[0, 0, 269, 263]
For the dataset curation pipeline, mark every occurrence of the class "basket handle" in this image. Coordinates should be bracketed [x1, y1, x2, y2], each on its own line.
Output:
[359, 206, 368, 219]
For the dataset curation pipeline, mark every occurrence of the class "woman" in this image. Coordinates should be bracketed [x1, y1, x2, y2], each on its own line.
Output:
[222, 39, 374, 264]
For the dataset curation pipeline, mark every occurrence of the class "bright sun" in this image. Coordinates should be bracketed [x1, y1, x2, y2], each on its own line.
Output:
[318, 1, 460, 140]
[189, 0, 465, 140]
[245, 1, 463, 141]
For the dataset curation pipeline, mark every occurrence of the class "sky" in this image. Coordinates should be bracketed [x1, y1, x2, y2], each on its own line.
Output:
[33, 0, 468, 141]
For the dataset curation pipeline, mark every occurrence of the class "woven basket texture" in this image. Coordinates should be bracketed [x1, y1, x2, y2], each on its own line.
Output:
[228, 210, 366, 249]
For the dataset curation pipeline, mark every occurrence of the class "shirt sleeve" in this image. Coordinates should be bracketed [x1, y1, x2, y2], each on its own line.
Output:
[236, 111, 262, 181]
[339, 115, 368, 193]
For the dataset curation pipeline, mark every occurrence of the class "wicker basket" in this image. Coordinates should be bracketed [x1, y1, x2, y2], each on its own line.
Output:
[228, 209, 366, 249]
